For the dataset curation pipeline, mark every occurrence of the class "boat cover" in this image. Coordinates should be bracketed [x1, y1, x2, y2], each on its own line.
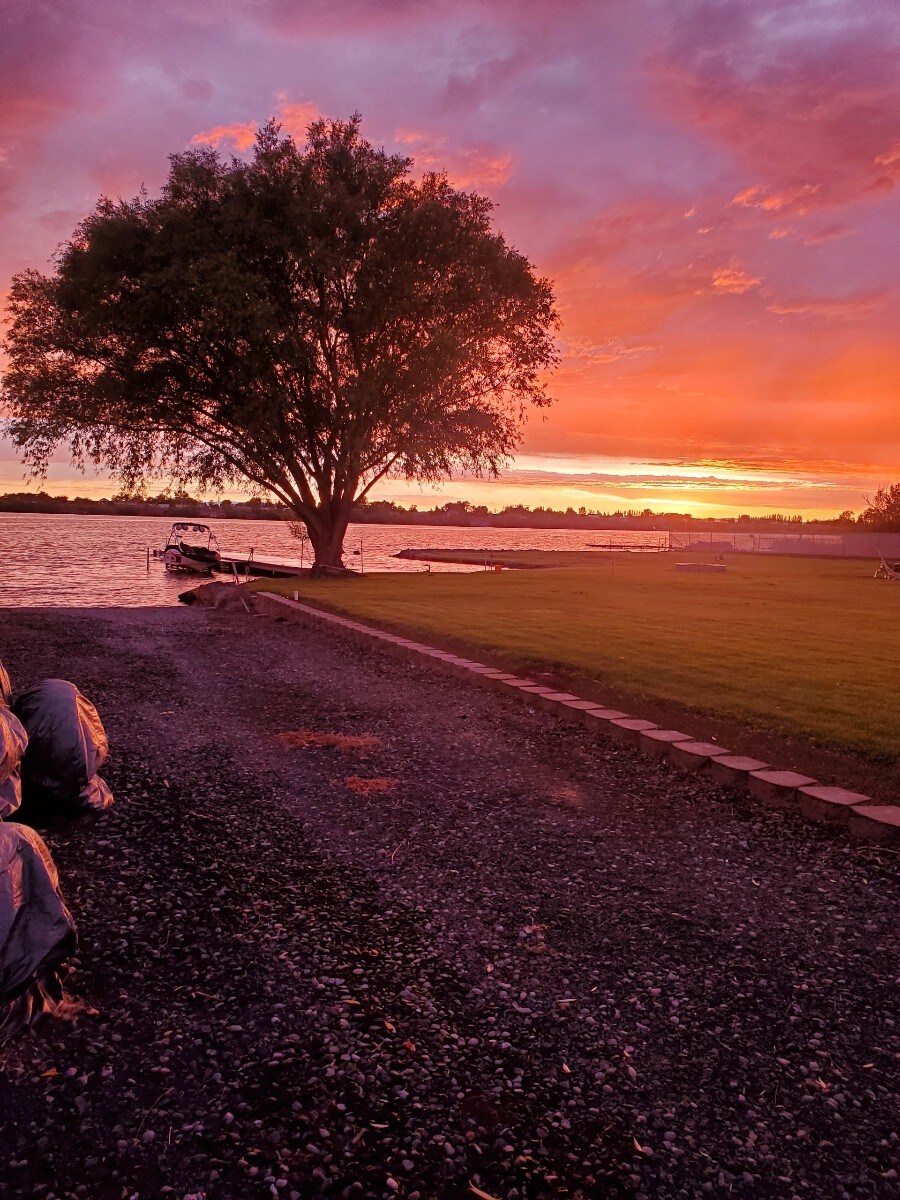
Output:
[0, 706, 28, 819]
[13, 679, 114, 820]
[0, 659, 11, 707]
[0, 822, 77, 1041]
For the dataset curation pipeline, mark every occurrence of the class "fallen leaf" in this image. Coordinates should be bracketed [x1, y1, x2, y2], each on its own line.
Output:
[41, 1068, 58, 1077]
[383, 1020, 396, 1032]
[469, 1186, 501, 1200]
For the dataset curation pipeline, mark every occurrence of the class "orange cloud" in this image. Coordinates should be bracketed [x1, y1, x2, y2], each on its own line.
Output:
[190, 122, 256, 152]
[564, 339, 657, 365]
[874, 143, 900, 169]
[711, 266, 760, 295]
[768, 292, 887, 321]
[274, 99, 322, 140]
[732, 183, 824, 217]
[190, 101, 321, 155]
[394, 128, 514, 190]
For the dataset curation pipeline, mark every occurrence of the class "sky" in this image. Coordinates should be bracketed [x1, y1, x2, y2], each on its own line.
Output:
[1, 0, 899, 518]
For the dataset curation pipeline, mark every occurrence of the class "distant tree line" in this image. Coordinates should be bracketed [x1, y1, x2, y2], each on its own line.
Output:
[2, 489, 899, 532]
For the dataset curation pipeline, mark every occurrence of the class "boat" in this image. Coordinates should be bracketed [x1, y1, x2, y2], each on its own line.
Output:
[161, 523, 222, 573]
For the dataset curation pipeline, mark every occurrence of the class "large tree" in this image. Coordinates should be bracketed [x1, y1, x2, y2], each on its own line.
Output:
[1, 117, 558, 570]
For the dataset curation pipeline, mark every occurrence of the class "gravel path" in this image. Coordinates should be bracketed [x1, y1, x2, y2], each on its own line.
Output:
[0, 605, 897, 1200]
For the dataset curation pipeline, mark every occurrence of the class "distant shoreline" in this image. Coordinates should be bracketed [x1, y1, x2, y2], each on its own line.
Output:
[0, 502, 868, 535]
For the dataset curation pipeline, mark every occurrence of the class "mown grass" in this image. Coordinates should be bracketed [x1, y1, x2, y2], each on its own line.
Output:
[397, 548, 618, 568]
[249, 553, 900, 760]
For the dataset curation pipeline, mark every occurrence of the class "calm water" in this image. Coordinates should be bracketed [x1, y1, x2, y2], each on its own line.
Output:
[0, 513, 666, 607]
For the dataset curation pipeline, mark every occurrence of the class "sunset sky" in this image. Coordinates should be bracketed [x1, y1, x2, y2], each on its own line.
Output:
[1, 0, 899, 518]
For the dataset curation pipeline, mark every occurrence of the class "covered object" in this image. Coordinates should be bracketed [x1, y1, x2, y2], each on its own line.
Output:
[13, 679, 113, 820]
[0, 659, 11, 707]
[0, 706, 28, 820]
[0, 822, 77, 1040]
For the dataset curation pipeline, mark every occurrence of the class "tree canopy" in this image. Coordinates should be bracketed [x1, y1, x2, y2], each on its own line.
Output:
[858, 483, 900, 531]
[1, 116, 558, 568]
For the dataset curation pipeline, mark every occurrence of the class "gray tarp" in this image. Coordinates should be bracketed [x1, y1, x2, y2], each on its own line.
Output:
[13, 679, 113, 820]
[0, 706, 28, 820]
[0, 659, 11, 707]
[0, 822, 77, 1040]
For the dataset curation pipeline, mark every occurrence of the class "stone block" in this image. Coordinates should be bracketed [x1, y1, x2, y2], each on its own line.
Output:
[669, 740, 731, 771]
[707, 755, 770, 787]
[515, 685, 558, 704]
[560, 698, 606, 714]
[797, 785, 870, 825]
[485, 672, 523, 683]
[477, 671, 520, 691]
[608, 717, 658, 745]
[846, 805, 900, 846]
[638, 729, 692, 758]
[447, 658, 482, 676]
[535, 691, 580, 714]
[748, 769, 817, 807]
[581, 707, 629, 730]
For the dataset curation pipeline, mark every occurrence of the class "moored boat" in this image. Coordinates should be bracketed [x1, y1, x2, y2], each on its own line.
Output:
[161, 523, 222, 573]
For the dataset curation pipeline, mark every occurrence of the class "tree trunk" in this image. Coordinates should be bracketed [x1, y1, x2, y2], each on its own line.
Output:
[305, 506, 353, 576]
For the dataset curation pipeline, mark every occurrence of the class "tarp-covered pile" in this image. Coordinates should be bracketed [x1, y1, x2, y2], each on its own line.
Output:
[0, 706, 28, 820]
[13, 679, 114, 820]
[0, 822, 77, 1041]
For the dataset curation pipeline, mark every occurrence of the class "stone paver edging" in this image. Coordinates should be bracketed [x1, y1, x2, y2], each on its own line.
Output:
[255, 592, 899, 846]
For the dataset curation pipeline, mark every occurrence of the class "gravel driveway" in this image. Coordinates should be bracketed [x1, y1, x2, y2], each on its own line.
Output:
[0, 605, 897, 1200]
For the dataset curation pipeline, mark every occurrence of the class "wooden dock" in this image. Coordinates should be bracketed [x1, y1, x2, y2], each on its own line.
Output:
[217, 552, 305, 579]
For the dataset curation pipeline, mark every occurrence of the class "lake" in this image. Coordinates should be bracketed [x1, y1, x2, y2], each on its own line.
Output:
[0, 513, 666, 606]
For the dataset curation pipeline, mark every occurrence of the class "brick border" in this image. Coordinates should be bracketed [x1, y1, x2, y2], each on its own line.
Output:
[255, 592, 899, 847]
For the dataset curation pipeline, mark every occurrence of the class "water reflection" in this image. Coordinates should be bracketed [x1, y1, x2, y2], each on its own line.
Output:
[0, 513, 651, 607]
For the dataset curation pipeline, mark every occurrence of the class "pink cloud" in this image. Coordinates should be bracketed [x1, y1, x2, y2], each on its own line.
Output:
[648, 2, 900, 216]
[768, 291, 888, 321]
[394, 128, 514, 189]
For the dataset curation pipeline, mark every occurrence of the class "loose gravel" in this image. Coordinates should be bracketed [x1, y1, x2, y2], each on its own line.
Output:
[0, 605, 897, 1200]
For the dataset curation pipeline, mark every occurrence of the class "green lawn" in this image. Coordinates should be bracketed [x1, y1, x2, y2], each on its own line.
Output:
[395, 548, 619, 568]
[249, 554, 900, 760]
